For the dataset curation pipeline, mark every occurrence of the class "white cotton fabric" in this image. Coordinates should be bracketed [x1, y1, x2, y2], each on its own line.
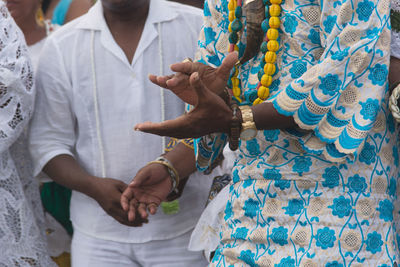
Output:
[71, 229, 207, 267]
[29, 0, 219, 243]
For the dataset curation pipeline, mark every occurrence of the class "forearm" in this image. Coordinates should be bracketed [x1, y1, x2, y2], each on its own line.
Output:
[43, 154, 98, 199]
[251, 102, 296, 130]
[163, 142, 197, 179]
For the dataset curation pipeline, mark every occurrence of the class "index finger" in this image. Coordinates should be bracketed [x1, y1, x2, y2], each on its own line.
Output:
[170, 61, 203, 75]
[121, 187, 135, 211]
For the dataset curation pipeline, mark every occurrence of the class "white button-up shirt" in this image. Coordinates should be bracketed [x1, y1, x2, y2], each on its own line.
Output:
[29, 0, 218, 243]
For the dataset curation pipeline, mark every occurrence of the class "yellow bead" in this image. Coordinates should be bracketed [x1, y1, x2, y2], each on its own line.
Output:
[258, 86, 270, 100]
[267, 40, 279, 52]
[234, 44, 239, 52]
[261, 74, 272, 87]
[269, 17, 280, 29]
[269, 4, 281, 17]
[232, 86, 241, 97]
[231, 77, 240, 87]
[229, 23, 232, 32]
[270, 0, 282, 4]
[253, 98, 264, 105]
[265, 51, 277, 63]
[234, 67, 239, 76]
[267, 28, 279, 40]
[228, 0, 236, 11]
[264, 63, 276, 76]
[229, 11, 235, 22]
[235, 96, 242, 103]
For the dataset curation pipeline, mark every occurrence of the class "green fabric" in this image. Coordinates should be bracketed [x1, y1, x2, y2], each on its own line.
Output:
[41, 182, 73, 236]
[391, 10, 400, 33]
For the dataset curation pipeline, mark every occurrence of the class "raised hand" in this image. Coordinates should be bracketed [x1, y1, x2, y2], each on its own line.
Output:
[121, 163, 172, 222]
[149, 52, 238, 105]
[135, 72, 233, 139]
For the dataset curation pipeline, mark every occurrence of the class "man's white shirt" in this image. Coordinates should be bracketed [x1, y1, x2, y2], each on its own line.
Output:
[29, 0, 219, 243]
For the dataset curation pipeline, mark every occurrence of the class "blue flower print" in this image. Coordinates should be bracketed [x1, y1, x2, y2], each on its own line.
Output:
[376, 199, 393, 222]
[224, 201, 233, 220]
[290, 60, 307, 79]
[244, 198, 259, 219]
[316, 227, 336, 249]
[319, 74, 342, 96]
[329, 196, 352, 218]
[366, 27, 379, 39]
[356, 0, 375, 22]
[293, 157, 312, 176]
[323, 15, 337, 34]
[360, 98, 380, 121]
[275, 256, 295, 267]
[283, 199, 304, 216]
[238, 250, 257, 267]
[368, 64, 388, 86]
[365, 231, 383, 254]
[283, 15, 298, 35]
[322, 166, 340, 188]
[347, 174, 368, 194]
[246, 139, 261, 156]
[211, 248, 222, 263]
[271, 227, 288, 246]
[264, 129, 280, 142]
[270, 79, 281, 93]
[264, 168, 282, 180]
[275, 179, 291, 191]
[233, 227, 249, 240]
[308, 29, 321, 45]
[204, 27, 217, 46]
[359, 142, 376, 165]
[388, 177, 396, 197]
[332, 48, 349, 61]
[233, 169, 240, 183]
[393, 146, 399, 167]
[243, 179, 254, 188]
[326, 262, 344, 267]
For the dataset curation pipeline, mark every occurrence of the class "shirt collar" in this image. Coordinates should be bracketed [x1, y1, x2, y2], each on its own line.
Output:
[76, 0, 179, 31]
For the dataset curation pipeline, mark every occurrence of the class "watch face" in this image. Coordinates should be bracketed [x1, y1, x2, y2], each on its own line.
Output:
[240, 128, 258, 141]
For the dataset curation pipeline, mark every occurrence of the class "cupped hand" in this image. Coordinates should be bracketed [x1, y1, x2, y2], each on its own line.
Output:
[149, 52, 238, 105]
[91, 177, 148, 227]
[121, 163, 172, 222]
[136, 72, 233, 139]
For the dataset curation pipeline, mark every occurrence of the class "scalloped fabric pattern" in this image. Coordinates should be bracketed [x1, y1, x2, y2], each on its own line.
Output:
[195, 0, 400, 266]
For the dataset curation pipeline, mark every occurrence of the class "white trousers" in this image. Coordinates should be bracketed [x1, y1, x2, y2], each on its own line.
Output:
[71, 229, 208, 267]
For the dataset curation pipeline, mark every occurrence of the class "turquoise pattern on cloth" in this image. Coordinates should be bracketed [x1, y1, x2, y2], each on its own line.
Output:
[51, 0, 73, 25]
[194, 0, 400, 266]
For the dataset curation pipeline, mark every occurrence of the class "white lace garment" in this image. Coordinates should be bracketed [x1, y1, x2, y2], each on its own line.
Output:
[0, 2, 55, 266]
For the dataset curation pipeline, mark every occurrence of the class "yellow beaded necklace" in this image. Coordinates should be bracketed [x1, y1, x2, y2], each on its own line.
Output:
[228, 0, 282, 106]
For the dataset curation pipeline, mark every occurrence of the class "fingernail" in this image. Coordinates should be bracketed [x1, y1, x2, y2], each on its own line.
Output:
[193, 72, 199, 80]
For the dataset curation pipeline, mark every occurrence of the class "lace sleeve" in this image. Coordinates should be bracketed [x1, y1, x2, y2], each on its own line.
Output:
[0, 4, 34, 154]
[391, 2, 400, 59]
[271, 0, 391, 162]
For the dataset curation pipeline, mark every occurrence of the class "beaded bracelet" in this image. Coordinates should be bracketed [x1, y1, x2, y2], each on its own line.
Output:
[147, 156, 180, 194]
[390, 82, 400, 123]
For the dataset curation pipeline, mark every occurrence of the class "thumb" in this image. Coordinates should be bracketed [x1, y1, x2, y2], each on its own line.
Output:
[217, 51, 239, 79]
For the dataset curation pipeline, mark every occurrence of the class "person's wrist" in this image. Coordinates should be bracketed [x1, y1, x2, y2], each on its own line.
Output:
[85, 175, 102, 200]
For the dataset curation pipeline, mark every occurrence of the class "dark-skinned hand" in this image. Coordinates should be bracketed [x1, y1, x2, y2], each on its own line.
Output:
[91, 177, 148, 227]
[149, 52, 238, 105]
[135, 72, 233, 139]
[121, 163, 173, 222]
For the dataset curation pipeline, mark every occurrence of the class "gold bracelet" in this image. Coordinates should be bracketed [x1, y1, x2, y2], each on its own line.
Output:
[147, 157, 180, 193]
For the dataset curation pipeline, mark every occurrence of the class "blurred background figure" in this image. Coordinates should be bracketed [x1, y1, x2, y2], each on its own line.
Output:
[42, 0, 92, 25]
[171, 0, 203, 8]
[6, 0, 83, 266]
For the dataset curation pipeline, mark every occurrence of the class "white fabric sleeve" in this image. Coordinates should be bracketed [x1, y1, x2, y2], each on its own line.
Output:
[0, 4, 35, 154]
[29, 37, 76, 176]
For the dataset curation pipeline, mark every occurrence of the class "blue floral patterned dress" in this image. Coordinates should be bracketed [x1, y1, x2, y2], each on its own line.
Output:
[194, 0, 399, 266]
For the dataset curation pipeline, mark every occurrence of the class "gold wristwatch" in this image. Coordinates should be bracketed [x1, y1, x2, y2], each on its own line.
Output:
[239, 105, 257, 141]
